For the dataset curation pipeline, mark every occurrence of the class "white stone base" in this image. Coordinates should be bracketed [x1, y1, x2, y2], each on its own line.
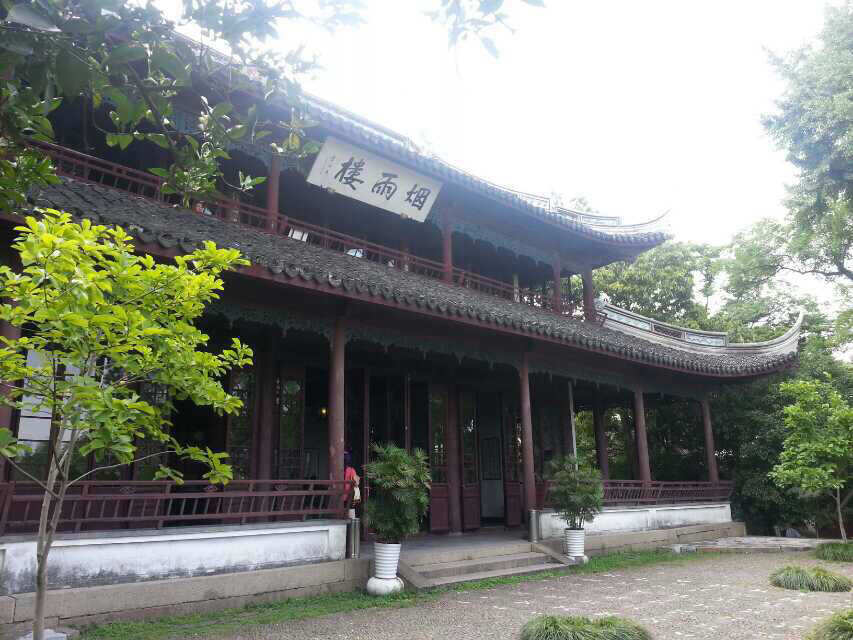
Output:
[539, 503, 733, 541]
[366, 576, 404, 596]
[0, 520, 348, 595]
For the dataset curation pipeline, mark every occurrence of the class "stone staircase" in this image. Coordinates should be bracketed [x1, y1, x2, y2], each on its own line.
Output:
[397, 538, 570, 589]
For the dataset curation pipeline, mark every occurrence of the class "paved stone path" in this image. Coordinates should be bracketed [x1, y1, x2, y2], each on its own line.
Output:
[696, 536, 835, 553]
[222, 552, 853, 640]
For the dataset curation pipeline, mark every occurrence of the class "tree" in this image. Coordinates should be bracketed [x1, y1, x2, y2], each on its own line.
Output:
[770, 378, 853, 541]
[762, 2, 853, 285]
[0, 0, 543, 211]
[0, 211, 252, 639]
[593, 242, 716, 326]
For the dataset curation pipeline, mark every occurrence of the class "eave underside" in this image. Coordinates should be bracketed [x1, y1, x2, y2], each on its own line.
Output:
[20, 178, 798, 382]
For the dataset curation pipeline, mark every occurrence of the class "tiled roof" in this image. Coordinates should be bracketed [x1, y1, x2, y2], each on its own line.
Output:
[29, 178, 799, 378]
[301, 96, 670, 249]
[169, 32, 668, 252]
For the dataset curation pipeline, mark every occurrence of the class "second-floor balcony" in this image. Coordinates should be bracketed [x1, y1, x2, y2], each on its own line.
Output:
[31, 140, 595, 320]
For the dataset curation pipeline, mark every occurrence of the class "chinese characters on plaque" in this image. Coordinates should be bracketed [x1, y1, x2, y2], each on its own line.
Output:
[306, 137, 443, 222]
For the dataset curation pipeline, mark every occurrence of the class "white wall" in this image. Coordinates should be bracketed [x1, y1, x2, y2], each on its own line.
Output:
[0, 520, 347, 595]
[539, 503, 732, 540]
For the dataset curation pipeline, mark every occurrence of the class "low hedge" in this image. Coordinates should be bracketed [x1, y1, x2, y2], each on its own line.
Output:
[769, 566, 852, 592]
[806, 608, 853, 640]
[520, 615, 652, 640]
[816, 543, 853, 563]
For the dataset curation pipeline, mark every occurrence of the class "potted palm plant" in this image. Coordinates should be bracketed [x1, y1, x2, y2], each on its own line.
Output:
[364, 443, 430, 595]
[547, 455, 604, 559]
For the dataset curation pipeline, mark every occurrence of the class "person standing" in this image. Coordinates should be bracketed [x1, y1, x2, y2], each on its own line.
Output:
[344, 451, 360, 519]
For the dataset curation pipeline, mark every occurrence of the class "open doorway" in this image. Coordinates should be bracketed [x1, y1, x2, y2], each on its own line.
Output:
[478, 392, 505, 524]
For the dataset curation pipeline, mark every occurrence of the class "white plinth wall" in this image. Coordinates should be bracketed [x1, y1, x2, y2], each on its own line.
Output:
[0, 520, 347, 595]
[538, 503, 733, 541]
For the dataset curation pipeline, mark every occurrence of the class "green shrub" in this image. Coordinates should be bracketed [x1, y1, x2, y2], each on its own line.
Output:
[520, 615, 652, 640]
[364, 443, 430, 544]
[770, 565, 852, 592]
[807, 609, 853, 640]
[547, 456, 604, 530]
[816, 543, 853, 562]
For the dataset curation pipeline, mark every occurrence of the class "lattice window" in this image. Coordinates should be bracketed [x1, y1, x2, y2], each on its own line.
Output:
[459, 391, 478, 485]
[277, 376, 303, 479]
[429, 387, 447, 483]
[227, 369, 254, 479]
[504, 404, 522, 482]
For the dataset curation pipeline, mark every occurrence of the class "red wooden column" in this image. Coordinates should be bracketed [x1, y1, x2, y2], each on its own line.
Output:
[552, 257, 562, 314]
[582, 269, 596, 321]
[700, 395, 720, 483]
[592, 392, 610, 480]
[266, 153, 281, 231]
[0, 320, 21, 479]
[519, 353, 536, 513]
[255, 332, 278, 480]
[328, 316, 346, 484]
[445, 384, 463, 534]
[362, 369, 371, 526]
[565, 380, 577, 459]
[442, 208, 453, 283]
[633, 389, 652, 483]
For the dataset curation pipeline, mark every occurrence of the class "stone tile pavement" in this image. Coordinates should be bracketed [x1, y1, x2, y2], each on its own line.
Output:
[221, 551, 853, 640]
[696, 536, 834, 553]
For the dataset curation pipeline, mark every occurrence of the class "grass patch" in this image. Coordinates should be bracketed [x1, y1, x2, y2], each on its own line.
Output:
[77, 591, 430, 640]
[807, 608, 853, 640]
[816, 543, 853, 562]
[78, 550, 699, 640]
[520, 615, 652, 640]
[769, 565, 852, 592]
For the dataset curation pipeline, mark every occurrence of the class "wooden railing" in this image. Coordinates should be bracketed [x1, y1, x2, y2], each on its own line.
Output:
[29, 140, 591, 318]
[0, 479, 353, 535]
[538, 480, 734, 510]
[32, 140, 164, 200]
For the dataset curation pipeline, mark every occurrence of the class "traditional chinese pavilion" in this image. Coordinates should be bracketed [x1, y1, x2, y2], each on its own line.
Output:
[0, 83, 801, 534]
[0, 48, 804, 623]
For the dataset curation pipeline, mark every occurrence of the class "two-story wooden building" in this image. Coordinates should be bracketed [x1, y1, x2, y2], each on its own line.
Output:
[0, 79, 802, 540]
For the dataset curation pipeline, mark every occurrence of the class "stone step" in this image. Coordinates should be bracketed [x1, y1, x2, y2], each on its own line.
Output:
[422, 561, 562, 588]
[403, 540, 533, 566]
[416, 552, 552, 579]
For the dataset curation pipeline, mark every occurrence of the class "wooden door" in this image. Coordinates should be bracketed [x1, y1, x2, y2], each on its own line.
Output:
[459, 390, 481, 530]
[428, 384, 450, 532]
[503, 397, 523, 527]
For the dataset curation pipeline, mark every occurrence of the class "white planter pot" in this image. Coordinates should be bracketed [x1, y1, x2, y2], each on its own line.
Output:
[373, 542, 401, 579]
[564, 528, 585, 557]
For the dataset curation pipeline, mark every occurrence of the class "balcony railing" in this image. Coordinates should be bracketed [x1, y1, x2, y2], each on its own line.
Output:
[28, 140, 590, 318]
[0, 479, 353, 535]
[538, 480, 734, 510]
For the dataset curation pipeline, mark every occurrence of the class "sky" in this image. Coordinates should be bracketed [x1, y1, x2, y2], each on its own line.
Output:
[286, 0, 831, 247]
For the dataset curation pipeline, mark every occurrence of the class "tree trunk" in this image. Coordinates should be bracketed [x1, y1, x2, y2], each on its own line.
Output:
[33, 464, 59, 640]
[837, 488, 847, 543]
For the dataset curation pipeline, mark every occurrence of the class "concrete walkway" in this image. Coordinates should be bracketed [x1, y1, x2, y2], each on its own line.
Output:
[222, 551, 853, 640]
